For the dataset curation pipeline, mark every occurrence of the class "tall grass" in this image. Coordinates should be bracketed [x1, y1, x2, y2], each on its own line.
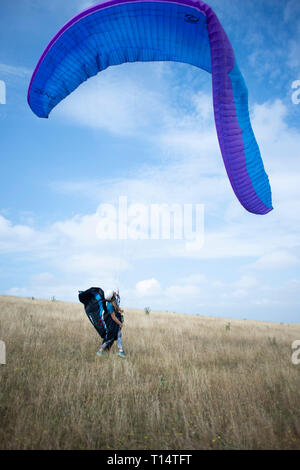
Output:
[0, 295, 299, 450]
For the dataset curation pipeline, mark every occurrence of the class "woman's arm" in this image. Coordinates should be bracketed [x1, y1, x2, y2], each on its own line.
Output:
[112, 300, 124, 314]
[111, 312, 123, 328]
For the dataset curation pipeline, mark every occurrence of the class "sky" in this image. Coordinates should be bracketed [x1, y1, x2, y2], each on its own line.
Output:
[0, 0, 300, 323]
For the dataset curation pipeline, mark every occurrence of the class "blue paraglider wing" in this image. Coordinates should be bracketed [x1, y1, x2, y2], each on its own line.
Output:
[28, 0, 273, 215]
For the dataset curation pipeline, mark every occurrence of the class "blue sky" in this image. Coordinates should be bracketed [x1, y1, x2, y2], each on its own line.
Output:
[0, 0, 300, 323]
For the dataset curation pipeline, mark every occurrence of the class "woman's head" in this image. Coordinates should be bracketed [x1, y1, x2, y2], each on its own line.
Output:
[104, 289, 115, 302]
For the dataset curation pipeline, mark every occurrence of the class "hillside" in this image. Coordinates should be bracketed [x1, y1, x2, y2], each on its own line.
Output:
[0, 295, 299, 450]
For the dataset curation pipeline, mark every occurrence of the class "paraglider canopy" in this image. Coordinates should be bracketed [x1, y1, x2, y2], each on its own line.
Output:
[28, 0, 273, 215]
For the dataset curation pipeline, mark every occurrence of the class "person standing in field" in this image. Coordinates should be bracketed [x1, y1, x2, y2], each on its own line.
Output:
[111, 290, 126, 358]
[96, 290, 126, 358]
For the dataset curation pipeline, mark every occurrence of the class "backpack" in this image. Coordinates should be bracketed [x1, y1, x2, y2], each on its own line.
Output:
[78, 287, 108, 338]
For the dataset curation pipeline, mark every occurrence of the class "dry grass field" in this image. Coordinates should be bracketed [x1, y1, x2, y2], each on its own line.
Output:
[0, 294, 299, 450]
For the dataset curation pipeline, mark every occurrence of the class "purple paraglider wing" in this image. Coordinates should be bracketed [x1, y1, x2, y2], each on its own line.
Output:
[28, 0, 273, 215]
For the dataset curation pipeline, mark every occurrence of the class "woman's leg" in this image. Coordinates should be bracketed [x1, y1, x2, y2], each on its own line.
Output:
[117, 328, 123, 351]
[116, 329, 126, 357]
[101, 337, 114, 351]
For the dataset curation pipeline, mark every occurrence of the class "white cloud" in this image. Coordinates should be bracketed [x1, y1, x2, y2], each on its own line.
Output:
[136, 278, 161, 297]
[251, 100, 300, 180]
[0, 215, 50, 253]
[165, 283, 200, 299]
[52, 252, 129, 276]
[52, 212, 102, 248]
[56, 67, 169, 137]
[231, 289, 248, 299]
[234, 275, 258, 290]
[179, 274, 206, 285]
[0, 63, 31, 78]
[250, 251, 300, 270]
[78, 1, 96, 12]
